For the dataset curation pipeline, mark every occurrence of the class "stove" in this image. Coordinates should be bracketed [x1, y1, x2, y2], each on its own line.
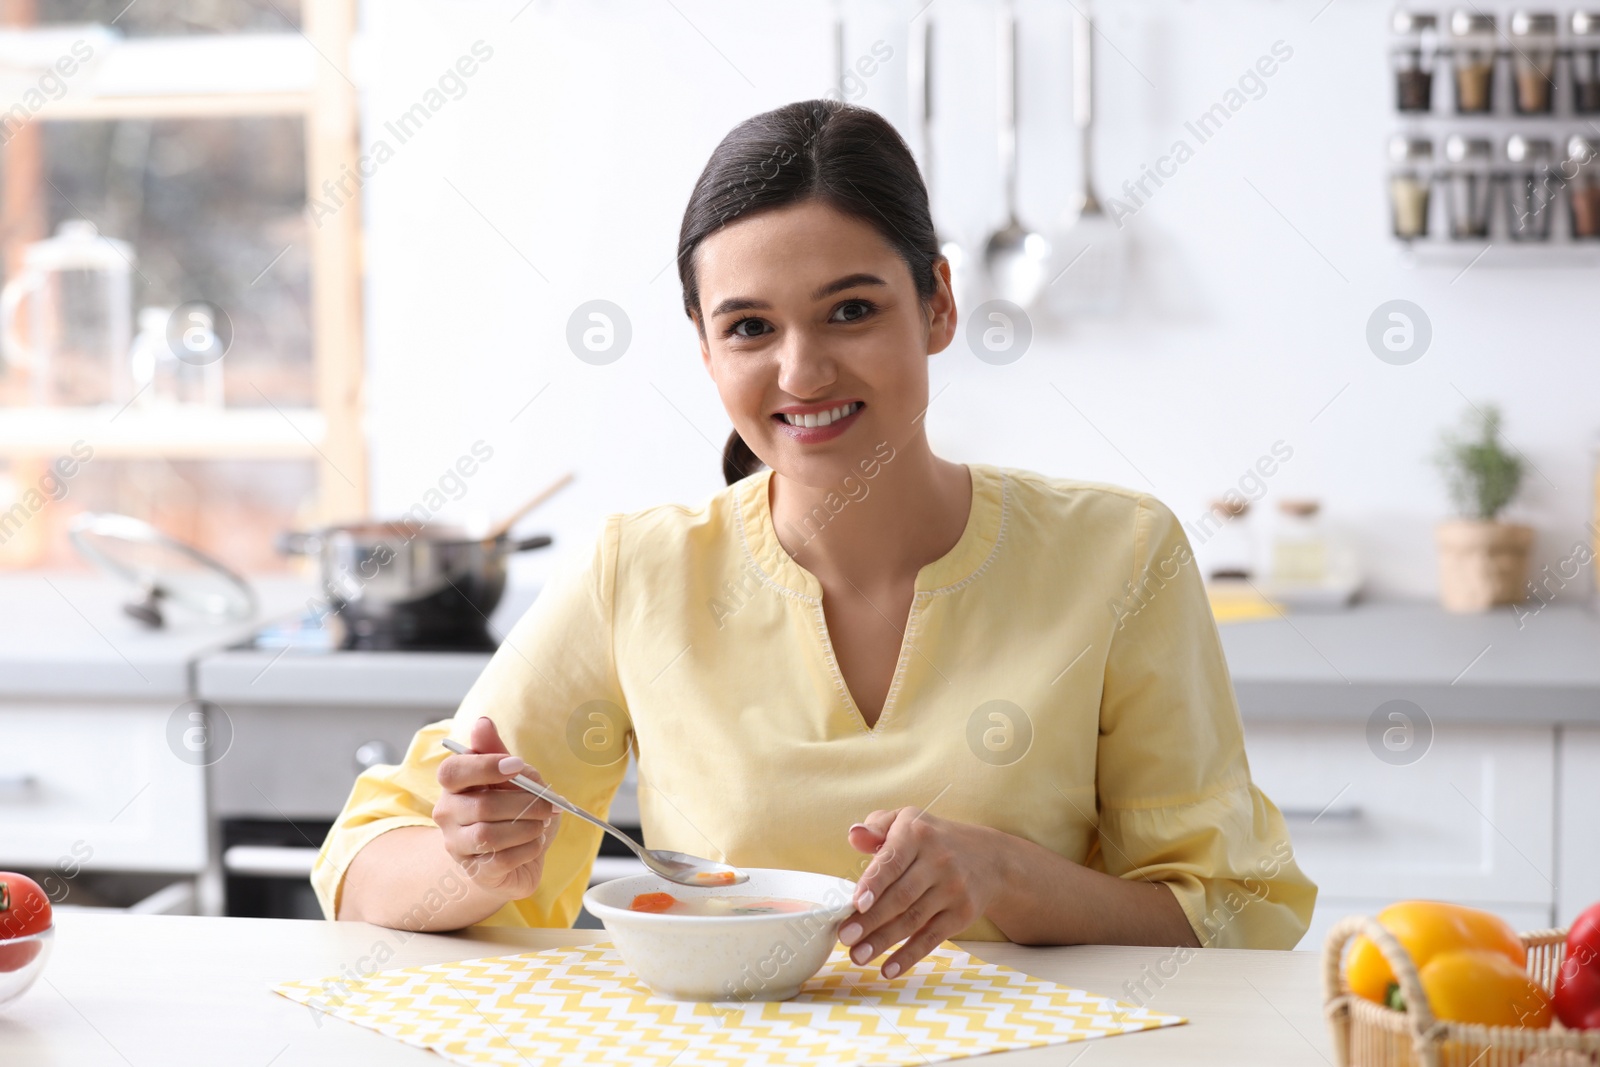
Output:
[235, 604, 501, 654]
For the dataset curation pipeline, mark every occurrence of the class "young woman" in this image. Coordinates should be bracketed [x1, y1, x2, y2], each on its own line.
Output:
[317, 100, 1315, 977]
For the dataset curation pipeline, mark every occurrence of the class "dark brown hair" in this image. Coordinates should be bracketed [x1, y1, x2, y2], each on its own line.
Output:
[676, 99, 941, 485]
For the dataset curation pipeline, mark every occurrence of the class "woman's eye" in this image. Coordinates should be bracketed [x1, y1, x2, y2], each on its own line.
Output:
[725, 317, 771, 339]
[831, 300, 876, 323]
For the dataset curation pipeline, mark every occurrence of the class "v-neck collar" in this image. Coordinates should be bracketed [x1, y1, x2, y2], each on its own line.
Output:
[733, 462, 1007, 602]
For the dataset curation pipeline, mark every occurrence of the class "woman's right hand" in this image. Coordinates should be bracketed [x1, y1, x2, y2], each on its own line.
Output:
[433, 715, 562, 903]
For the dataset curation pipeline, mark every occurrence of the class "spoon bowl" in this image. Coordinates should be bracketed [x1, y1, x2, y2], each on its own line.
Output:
[981, 4, 1050, 309]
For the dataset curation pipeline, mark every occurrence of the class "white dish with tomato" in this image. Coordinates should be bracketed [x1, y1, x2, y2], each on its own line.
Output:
[582, 867, 857, 1002]
[0, 872, 53, 1008]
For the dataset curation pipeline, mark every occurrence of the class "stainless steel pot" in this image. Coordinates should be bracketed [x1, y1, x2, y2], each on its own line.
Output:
[277, 522, 551, 646]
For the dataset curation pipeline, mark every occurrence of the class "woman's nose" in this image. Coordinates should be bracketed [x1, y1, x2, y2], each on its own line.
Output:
[775, 331, 838, 398]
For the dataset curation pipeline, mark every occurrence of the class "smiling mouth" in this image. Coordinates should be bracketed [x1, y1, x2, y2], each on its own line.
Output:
[774, 401, 863, 429]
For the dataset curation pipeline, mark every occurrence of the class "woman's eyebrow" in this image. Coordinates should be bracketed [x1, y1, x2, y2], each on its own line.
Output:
[708, 273, 888, 319]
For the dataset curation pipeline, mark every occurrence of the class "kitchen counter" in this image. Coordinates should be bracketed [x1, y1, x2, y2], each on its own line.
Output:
[0, 574, 311, 701]
[195, 587, 537, 708]
[8, 912, 1332, 1066]
[6, 571, 1598, 726]
[1220, 601, 1600, 725]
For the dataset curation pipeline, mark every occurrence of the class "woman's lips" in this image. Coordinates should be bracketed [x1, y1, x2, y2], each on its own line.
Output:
[771, 401, 863, 444]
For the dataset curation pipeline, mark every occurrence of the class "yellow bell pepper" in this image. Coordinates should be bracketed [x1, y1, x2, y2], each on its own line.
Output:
[1407, 950, 1552, 1028]
[1346, 901, 1526, 1005]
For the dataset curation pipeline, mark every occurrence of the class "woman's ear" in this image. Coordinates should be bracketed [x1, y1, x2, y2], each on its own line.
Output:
[925, 257, 958, 357]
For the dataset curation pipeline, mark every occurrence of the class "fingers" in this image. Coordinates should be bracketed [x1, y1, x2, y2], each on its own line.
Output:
[437, 725, 551, 795]
[851, 807, 920, 911]
[854, 808, 898, 840]
[846, 822, 887, 855]
[840, 856, 938, 965]
[451, 809, 552, 856]
[443, 788, 557, 827]
[469, 715, 510, 756]
[878, 910, 962, 980]
[459, 833, 553, 884]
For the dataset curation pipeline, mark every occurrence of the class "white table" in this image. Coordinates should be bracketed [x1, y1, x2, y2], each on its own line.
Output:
[2, 913, 1335, 1065]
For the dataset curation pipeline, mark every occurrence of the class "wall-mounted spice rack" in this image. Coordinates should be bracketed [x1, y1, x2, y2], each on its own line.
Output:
[1386, 8, 1600, 261]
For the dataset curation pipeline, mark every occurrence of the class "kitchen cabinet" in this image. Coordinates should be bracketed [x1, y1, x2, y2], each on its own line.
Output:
[0, 703, 207, 873]
[1246, 722, 1557, 936]
[1255, 722, 1556, 906]
[1558, 726, 1600, 927]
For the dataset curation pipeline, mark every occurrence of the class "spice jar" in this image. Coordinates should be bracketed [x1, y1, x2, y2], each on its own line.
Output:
[1389, 135, 1434, 239]
[1505, 135, 1557, 241]
[1449, 10, 1498, 113]
[1442, 135, 1494, 239]
[1509, 11, 1559, 113]
[1567, 135, 1600, 238]
[1202, 498, 1257, 582]
[1573, 12, 1600, 113]
[1391, 10, 1440, 112]
[1271, 501, 1329, 589]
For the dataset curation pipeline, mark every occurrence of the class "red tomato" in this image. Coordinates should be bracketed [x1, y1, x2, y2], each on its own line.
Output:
[1555, 901, 1600, 1030]
[0, 872, 52, 940]
[0, 938, 43, 974]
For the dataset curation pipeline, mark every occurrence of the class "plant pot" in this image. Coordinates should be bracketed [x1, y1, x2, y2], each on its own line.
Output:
[1435, 519, 1534, 612]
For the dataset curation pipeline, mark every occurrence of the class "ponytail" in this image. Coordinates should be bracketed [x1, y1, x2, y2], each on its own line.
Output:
[722, 430, 765, 486]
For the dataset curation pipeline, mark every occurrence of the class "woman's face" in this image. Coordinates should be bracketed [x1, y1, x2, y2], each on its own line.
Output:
[693, 198, 956, 488]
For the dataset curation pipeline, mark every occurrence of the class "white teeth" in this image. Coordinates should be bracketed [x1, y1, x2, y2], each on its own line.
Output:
[782, 402, 858, 428]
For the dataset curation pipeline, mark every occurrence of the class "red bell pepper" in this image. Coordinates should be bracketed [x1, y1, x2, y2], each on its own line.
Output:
[1555, 902, 1600, 1030]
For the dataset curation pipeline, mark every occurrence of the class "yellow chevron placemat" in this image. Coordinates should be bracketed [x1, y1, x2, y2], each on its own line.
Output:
[274, 941, 1184, 1066]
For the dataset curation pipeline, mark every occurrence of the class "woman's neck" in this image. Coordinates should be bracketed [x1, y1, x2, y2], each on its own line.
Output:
[768, 434, 972, 590]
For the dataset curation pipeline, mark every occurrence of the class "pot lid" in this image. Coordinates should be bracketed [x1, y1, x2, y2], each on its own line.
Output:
[69, 512, 256, 626]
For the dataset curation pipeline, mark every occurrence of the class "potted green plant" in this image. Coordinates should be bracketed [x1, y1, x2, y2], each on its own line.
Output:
[1433, 404, 1532, 613]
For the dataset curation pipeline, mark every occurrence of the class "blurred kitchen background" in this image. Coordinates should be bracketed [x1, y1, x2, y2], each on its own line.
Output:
[2, 0, 1597, 945]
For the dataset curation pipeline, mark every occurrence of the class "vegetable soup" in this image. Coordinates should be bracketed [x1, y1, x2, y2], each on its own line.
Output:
[629, 892, 819, 916]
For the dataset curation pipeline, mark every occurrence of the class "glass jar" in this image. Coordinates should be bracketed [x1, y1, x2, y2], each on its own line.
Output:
[1271, 501, 1329, 588]
[1391, 10, 1440, 112]
[1442, 134, 1494, 238]
[1574, 12, 1600, 113]
[1567, 135, 1600, 238]
[1202, 499, 1257, 582]
[1505, 135, 1557, 241]
[1509, 11, 1558, 113]
[1389, 135, 1434, 239]
[1450, 10, 1498, 113]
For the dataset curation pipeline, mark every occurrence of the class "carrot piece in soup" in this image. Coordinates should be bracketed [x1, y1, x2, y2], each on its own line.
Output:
[629, 892, 678, 913]
[693, 870, 737, 886]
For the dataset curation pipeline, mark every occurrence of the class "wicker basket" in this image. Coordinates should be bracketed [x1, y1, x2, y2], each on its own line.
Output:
[1323, 915, 1600, 1067]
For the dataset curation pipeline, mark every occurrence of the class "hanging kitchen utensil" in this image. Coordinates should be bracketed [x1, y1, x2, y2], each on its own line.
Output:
[1046, 7, 1126, 317]
[69, 512, 258, 629]
[982, 2, 1051, 309]
[916, 17, 970, 309]
[484, 471, 574, 543]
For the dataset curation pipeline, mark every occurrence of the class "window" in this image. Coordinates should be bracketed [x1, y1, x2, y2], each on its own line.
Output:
[0, 0, 362, 573]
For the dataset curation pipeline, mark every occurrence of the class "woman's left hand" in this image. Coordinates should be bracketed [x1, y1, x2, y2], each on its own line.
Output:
[841, 807, 1003, 979]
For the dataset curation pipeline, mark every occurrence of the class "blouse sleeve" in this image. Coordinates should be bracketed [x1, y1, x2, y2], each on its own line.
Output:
[310, 514, 634, 929]
[1092, 496, 1317, 949]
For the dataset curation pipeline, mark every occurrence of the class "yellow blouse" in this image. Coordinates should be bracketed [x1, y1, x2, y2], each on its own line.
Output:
[312, 463, 1316, 948]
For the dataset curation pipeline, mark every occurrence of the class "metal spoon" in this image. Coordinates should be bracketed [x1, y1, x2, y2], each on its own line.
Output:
[440, 738, 747, 888]
[983, 2, 1051, 308]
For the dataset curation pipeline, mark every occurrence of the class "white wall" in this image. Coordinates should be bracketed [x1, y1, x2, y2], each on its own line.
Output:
[355, 0, 1600, 599]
